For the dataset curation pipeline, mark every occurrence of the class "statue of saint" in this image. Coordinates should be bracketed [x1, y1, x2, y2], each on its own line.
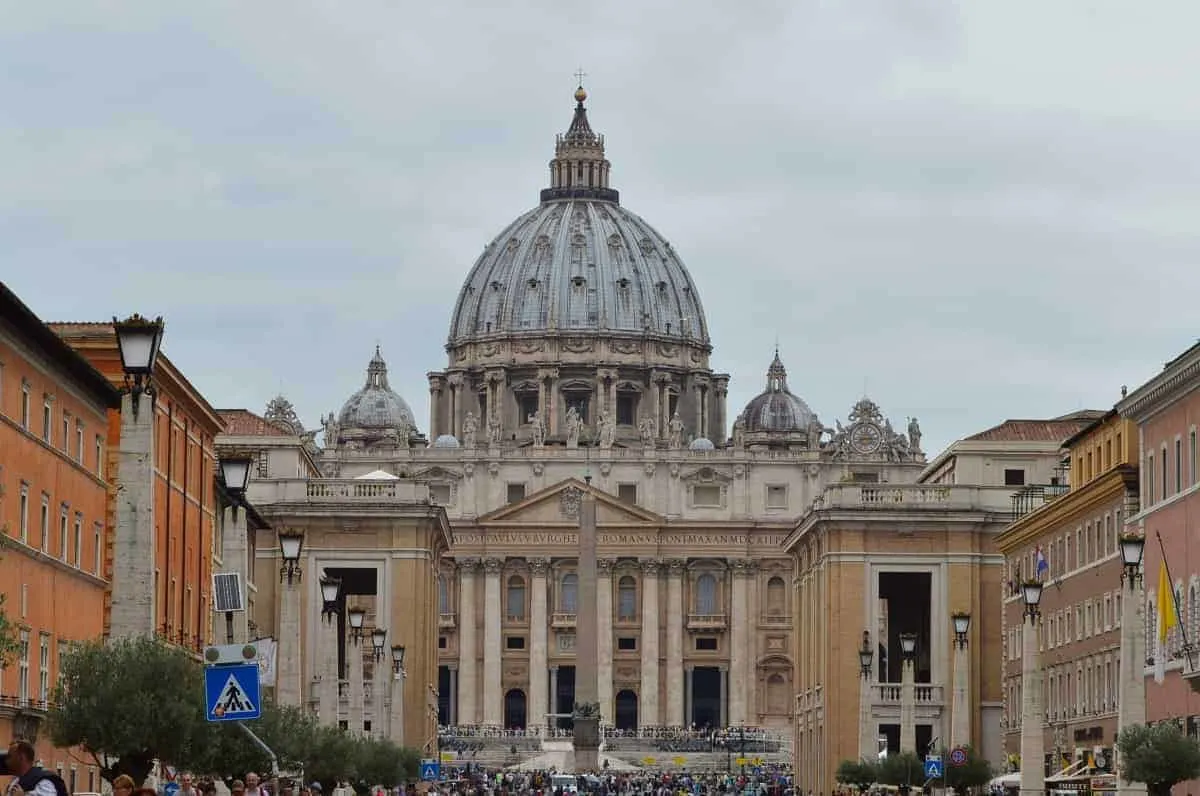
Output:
[908, 417, 922, 452]
[565, 406, 582, 447]
[638, 416, 656, 447]
[598, 411, 616, 449]
[320, 412, 340, 450]
[463, 411, 478, 448]
[529, 410, 546, 447]
[487, 412, 503, 445]
[668, 411, 685, 449]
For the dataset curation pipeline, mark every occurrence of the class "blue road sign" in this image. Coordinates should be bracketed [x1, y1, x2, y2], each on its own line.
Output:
[205, 663, 261, 722]
[419, 760, 440, 782]
[924, 758, 944, 779]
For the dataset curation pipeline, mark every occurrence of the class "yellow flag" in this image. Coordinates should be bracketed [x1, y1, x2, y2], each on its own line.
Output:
[1158, 562, 1178, 643]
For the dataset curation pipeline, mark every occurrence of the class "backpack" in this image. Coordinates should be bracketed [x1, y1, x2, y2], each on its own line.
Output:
[18, 768, 69, 796]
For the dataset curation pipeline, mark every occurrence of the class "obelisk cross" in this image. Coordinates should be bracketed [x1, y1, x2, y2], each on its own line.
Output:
[575, 68, 587, 86]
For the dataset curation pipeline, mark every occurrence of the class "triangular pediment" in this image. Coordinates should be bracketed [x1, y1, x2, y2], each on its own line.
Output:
[479, 478, 663, 526]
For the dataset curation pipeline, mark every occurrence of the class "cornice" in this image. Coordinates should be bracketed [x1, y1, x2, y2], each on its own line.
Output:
[996, 465, 1138, 552]
[1118, 343, 1200, 422]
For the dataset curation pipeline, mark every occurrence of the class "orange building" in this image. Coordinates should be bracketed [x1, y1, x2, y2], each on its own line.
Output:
[0, 284, 119, 786]
[50, 322, 225, 651]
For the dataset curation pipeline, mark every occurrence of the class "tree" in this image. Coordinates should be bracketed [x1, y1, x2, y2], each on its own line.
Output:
[835, 759, 878, 791]
[877, 753, 923, 789]
[0, 593, 23, 667]
[941, 747, 993, 791]
[1117, 722, 1200, 796]
[49, 636, 208, 786]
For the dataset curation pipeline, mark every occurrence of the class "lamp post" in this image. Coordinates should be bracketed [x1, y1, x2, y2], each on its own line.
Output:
[109, 314, 165, 641]
[858, 630, 876, 761]
[372, 628, 388, 661]
[348, 606, 367, 644]
[278, 530, 304, 584]
[219, 456, 252, 500]
[1117, 534, 1147, 796]
[898, 632, 918, 754]
[321, 576, 342, 620]
[1019, 581, 1044, 796]
[370, 628, 387, 740]
[215, 454, 254, 644]
[391, 644, 407, 746]
[951, 612, 971, 749]
[317, 575, 341, 727]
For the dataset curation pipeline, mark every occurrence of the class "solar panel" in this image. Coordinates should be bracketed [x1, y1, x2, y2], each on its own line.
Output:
[212, 572, 244, 613]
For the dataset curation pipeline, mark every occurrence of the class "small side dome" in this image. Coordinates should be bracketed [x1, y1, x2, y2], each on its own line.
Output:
[333, 347, 422, 449]
[741, 349, 817, 433]
[433, 434, 461, 449]
[689, 437, 715, 451]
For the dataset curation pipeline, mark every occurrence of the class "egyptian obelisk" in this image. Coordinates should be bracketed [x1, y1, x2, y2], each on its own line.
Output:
[573, 479, 601, 771]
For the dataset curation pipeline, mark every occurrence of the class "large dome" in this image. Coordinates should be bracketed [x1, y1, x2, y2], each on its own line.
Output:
[447, 88, 709, 348]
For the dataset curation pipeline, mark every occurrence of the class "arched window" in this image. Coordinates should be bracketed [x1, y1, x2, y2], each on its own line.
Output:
[507, 575, 526, 620]
[438, 575, 450, 614]
[617, 576, 637, 620]
[560, 573, 578, 613]
[766, 576, 786, 615]
[695, 573, 717, 615]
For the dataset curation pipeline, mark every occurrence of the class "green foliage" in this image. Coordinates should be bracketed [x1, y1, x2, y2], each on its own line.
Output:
[940, 747, 993, 790]
[1117, 722, 1200, 796]
[0, 593, 24, 668]
[835, 759, 878, 790]
[876, 753, 924, 787]
[49, 636, 420, 788]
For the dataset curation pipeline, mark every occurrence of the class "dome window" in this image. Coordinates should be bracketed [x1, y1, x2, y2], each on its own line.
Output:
[616, 278, 631, 290]
[490, 281, 503, 292]
[656, 281, 668, 293]
[571, 276, 587, 289]
[527, 279, 540, 290]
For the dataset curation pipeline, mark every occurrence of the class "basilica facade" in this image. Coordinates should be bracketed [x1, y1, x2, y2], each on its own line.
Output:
[234, 86, 949, 769]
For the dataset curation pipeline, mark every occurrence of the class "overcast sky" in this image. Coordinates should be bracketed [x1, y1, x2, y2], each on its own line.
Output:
[4, 1, 1197, 456]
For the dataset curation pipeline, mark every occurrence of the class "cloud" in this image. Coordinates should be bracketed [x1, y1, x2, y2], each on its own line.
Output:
[3, 0, 1198, 456]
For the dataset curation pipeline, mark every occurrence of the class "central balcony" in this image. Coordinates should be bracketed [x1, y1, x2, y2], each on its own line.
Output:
[687, 613, 728, 631]
[551, 613, 577, 628]
[439, 612, 457, 629]
[867, 682, 947, 723]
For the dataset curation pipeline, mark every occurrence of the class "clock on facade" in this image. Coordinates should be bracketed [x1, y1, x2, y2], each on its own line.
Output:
[850, 422, 883, 454]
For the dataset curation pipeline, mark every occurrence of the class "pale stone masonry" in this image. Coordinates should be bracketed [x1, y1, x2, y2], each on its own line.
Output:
[110, 390, 155, 640]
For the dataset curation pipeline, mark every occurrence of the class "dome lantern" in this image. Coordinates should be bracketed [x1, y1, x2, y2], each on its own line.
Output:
[541, 84, 619, 204]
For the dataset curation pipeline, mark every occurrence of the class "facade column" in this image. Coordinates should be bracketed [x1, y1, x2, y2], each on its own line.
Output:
[950, 636, 971, 749]
[457, 559, 479, 725]
[275, 542, 302, 708]
[597, 559, 615, 724]
[1118, 562, 1147, 796]
[639, 559, 661, 727]
[899, 654, 916, 754]
[719, 667, 728, 727]
[665, 560, 686, 727]
[110, 390, 155, 639]
[220, 506, 250, 643]
[648, 371, 661, 437]
[389, 664, 406, 746]
[859, 659, 875, 761]
[684, 666, 694, 726]
[373, 648, 387, 739]
[319, 610, 339, 727]
[482, 557, 504, 725]
[447, 374, 464, 437]
[529, 558, 550, 735]
[1020, 613, 1045, 796]
[729, 560, 751, 725]
[550, 666, 559, 722]
[427, 375, 444, 438]
[348, 619, 366, 734]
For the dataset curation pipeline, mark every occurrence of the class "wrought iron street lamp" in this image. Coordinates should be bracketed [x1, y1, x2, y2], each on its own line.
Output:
[1022, 581, 1043, 620]
[899, 632, 918, 660]
[112, 314, 164, 419]
[348, 606, 367, 644]
[859, 630, 873, 676]
[278, 529, 304, 585]
[952, 612, 971, 649]
[372, 627, 387, 662]
[219, 455, 253, 498]
[391, 644, 406, 675]
[320, 575, 342, 621]
[1120, 533, 1146, 584]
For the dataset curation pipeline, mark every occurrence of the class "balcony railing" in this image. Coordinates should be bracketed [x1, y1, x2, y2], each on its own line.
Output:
[873, 683, 944, 704]
[251, 478, 432, 504]
[439, 613, 457, 629]
[551, 613, 577, 628]
[687, 614, 728, 631]
[813, 484, 1016, 513]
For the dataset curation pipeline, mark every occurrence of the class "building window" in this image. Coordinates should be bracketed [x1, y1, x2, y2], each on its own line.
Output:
[617, 576, 637, 620]
[766, 485, 788, 510]
[42, 399, 52, 442]
[18, 630, 29, 705]
[695, 573, 718, 615]
[1147, 453, 1156, 504]
[93, 521, 103, 575]
[516, 392, 539, 424]
[18, 483, 29, 544]
[506, 575, 526, 620]
[73, 513, 83, 568]
[438, 575, 450, 614]
[59, 505, 69, 561]
[559, 573, 578, 613]
[95, 435, 104, 478]
[76, 422, 84, 464]
[692, 485, 722, 507]
[617, 483, 638, 505]
[616, 392, 638, 426]
[40, 494, 49, 551]
[617, 636, 637, 651]
[1004, 468, 1026, 486]
[1175, 439, 1183, 494]
[506, 483, 526, 504]
[766, 576, 787, 615]
[20, 380, 30, 430]
[505, 636, 526, 650]
[429, 483, 452, 505]
[695, 637, 718, 651]
[1191, 430, 1198, 486]
[38, 633, 50, 705]
[1162, 446, 1169, 501]
[563, 391, 589, 424]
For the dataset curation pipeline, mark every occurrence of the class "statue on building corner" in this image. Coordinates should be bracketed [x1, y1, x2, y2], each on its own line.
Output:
[463, 411, 478, 449]
[668, 411, 685, 449]
[908, 417, 922, 453]
[565, 406, 582, 448]
[529, 410, 546, 447]
[320, 412, 340, 450]
[637, 416, 656, 449]
[487, 412, 503, 445]
[597, 411, 616, 449]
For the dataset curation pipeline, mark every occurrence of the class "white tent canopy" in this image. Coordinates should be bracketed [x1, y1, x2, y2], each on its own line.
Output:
[355, 469, 400, 480]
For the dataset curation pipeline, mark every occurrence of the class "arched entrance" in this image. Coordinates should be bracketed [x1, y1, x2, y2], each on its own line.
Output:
[614, 689, 638, 731]
[504, 689, 527, 730]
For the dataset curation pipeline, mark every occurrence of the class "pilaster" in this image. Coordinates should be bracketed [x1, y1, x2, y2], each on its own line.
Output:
[597, 558, 615, 723]
[457, 558, 479, 725]
[639, 558, 661, 727]
[482, 557, 504, 725]
[664, 559, 685, 726]
[529, 558, 550, 734]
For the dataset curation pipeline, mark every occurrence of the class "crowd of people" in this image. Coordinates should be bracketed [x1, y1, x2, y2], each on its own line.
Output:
[430, 766, 796, 795]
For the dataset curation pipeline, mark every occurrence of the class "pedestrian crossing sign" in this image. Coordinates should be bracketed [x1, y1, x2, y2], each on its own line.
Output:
[204, 662, 262, 722]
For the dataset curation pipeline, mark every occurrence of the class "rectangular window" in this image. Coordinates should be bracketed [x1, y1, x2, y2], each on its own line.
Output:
[766, 485, 788, 509]
[76, 422, 84, 464]
[692, 485, 722, 507]
[505, 636, 526, 650]
[42, 399, 52, 442]
[1176, 439, 1183, 493]
[506, 483, 526, 504]
[1004, 468, 1026, 486]
[616, 393, 637, 426]
[93, 521, 103, 575]
[18, 630, 29, 705]
[40, 494, 49, 551]
[21, 381, 30, 429]
[73, 513, 83, 568]
[1147, 454, 1155, 504]
[617, 636, 637, 651]
[61, 413, 69, 452]
[59, 505, 69, 561]
[1192, 430, 1198, 486]
[617, 483, 638, 505]
[695, 637, 718, 651]
[19, 483, 29, 544]
[38, 633, 50, 705]
[95, 435, 104, 478]
[429, 483, 452, 505]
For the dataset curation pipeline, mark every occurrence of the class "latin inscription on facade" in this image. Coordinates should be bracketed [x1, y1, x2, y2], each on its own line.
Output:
[452, 531, 788, 548]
